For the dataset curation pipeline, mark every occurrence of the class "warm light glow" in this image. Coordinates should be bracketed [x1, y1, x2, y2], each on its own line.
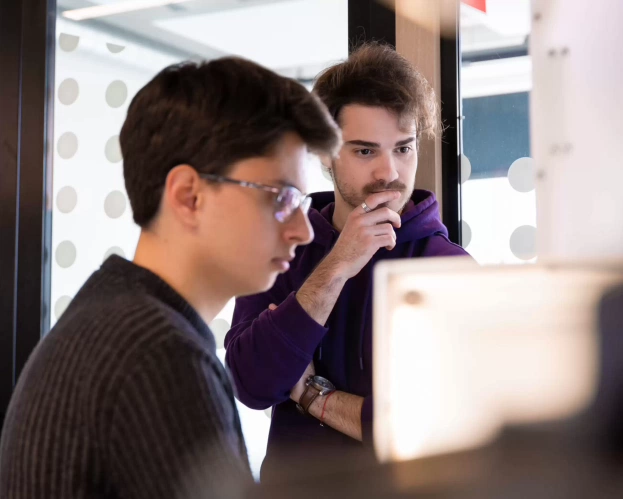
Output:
[387, 305, 500, 461]
[62, 0, 193, 21]
[374, 257, 623, 463]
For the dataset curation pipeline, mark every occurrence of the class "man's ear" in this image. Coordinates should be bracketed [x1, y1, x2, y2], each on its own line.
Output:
[319, 153, 332, 170]
[162, 165, 202, 228]
[319, 154, 335, 183]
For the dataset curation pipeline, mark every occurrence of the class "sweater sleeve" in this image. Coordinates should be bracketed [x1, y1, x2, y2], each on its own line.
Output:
[108, 334, 253, 499]
[224, 288, 328, 410]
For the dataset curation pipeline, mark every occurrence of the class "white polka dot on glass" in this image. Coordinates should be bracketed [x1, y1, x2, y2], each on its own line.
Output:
[105, 80, 128, 108]
[510, 225, 537, 260]
[104, 191, 127, 219]
[105, 135, 123, 163]
[210, 318, 231, 349]
[55, 241, 77, 268]
[56, 186, 78, 214]
[104, 246, 126, 261]
[59, 33, 79, 52]
[54, 295, 72, 320]
[461, 220, 472, 248]
[106, 43, 126, 54]
[57, 132, 78, 159]
[508, 157, 536, 193]
[461, 154, 472, 184]
[58, 78, 79, 105]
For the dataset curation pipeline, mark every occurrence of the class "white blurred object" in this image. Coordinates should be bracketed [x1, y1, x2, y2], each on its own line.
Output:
[373, 256, 623, 463]
[531, 0, 623, 259]
[484, 0, 531, 37]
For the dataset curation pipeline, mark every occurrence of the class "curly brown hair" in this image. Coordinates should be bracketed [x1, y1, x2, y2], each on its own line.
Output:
[313, 42, 440, 141]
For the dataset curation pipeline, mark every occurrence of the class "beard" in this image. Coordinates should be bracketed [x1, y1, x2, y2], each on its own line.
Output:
[332, 168, 415, 214]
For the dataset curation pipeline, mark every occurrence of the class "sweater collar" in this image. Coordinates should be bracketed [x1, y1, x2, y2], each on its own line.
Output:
[100, 255, 213, 343]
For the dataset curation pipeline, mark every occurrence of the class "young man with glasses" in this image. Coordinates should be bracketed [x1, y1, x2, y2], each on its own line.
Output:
[225, 43, 470, 482]
[0, 58, 340, 499]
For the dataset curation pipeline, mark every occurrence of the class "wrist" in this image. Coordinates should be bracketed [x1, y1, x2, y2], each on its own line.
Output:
[307, 390, 327, 419]
[296, 376, 336, 416]
[290, 385, 305, 403]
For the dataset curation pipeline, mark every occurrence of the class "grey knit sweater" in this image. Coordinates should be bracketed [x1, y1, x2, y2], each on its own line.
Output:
[0, 256, 252, 498]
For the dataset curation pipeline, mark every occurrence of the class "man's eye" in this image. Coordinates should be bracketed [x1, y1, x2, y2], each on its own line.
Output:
[356, 149, 373, 156]
[397, 147, 412, 154]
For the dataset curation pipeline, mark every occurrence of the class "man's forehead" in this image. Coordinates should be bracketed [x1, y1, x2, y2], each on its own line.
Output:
[339, 104, 417, 137]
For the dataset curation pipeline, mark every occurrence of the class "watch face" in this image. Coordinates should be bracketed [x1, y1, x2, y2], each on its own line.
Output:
[311, 376, 335, 392]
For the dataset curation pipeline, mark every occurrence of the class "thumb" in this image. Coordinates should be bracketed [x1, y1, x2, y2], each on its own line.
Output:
[268, 303, 278, 311]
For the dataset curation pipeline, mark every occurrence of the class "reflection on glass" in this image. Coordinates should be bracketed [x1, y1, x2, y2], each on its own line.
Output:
[52, 0, 349, 478]
[460, 0, 536, 265]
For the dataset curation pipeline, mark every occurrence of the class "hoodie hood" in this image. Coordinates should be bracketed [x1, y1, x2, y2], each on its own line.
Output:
[308, 189, 448, 247]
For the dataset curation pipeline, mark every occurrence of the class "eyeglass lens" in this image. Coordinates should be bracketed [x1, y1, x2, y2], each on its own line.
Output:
[274, 187, 310, 223]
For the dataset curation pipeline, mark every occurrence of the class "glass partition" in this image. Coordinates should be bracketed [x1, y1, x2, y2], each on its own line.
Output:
[459, 0, 536, 264]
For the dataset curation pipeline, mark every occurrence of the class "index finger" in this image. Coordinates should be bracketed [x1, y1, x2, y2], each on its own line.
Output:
[361, 190, 401, 212]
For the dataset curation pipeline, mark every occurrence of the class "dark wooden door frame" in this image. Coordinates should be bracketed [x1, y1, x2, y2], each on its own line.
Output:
[0, 0, 56, 428]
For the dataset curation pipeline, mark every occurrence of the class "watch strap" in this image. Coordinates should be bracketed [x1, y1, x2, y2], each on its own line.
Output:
[297, 382, 321, 415]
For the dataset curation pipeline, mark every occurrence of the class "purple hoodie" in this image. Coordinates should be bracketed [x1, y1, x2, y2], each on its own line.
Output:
[225, 190, 469, 481]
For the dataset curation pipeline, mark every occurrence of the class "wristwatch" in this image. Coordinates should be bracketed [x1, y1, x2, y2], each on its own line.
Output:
[296, 375, 336, 415]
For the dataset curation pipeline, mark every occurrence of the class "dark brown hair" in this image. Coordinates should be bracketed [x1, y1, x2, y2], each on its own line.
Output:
[313, 42, 440, 140]
[120, 57, 341, 227]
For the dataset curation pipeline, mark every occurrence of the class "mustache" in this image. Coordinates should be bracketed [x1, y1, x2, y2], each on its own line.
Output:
[364, 180, 407, 194]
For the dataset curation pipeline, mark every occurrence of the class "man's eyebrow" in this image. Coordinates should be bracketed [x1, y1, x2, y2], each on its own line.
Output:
[345, 140, 381, 148]
[395, 137, 416, 147]
[344, 138, 416, 148]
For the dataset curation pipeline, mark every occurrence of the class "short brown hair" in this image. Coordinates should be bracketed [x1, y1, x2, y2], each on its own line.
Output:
[120, 58, 341, 227]
[313, 42, 440, 140]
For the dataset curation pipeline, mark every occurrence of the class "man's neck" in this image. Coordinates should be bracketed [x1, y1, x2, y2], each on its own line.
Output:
[133, 231, 229, 325]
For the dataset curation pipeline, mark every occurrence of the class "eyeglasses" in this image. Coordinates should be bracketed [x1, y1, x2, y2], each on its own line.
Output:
[199, 173, 312, 223]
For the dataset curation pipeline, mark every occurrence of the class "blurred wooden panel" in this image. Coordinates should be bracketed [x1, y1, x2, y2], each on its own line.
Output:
[395, 0, 443, 208]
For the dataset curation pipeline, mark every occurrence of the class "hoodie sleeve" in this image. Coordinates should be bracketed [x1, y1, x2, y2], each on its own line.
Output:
[224, 284, 328, 410]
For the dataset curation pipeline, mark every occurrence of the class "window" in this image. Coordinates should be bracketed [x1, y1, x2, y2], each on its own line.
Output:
[459, 0, 536, 264]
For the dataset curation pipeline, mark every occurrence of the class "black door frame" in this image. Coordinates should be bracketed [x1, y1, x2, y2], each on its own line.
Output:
[0, 0, 461, 423]
[440, 0, 463, 244]
[0, 0, 22, 429]
[0, 0, 56, 428]
[348, 0, 396, 49]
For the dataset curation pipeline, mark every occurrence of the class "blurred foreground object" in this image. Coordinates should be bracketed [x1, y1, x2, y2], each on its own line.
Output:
[531, 0, 623, 258]
[374, 257, 623, 462]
